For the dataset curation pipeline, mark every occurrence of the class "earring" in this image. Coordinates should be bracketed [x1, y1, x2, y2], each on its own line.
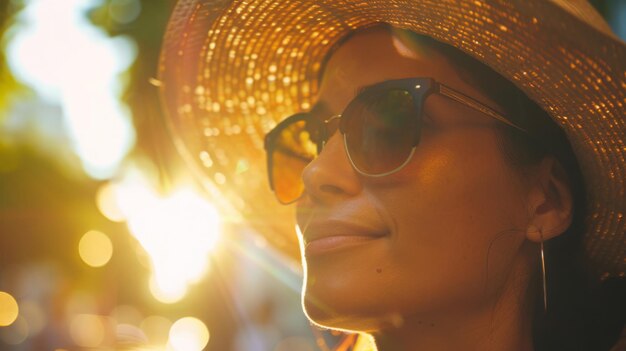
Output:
[539, 230, 548, 313]
[528, 225, 548, 313]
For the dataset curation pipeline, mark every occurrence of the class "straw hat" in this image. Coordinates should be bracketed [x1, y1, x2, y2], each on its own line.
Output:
[158, 0, 626, 279]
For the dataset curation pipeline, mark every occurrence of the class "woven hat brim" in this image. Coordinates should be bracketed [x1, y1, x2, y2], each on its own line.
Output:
[159, 0, 626, 278]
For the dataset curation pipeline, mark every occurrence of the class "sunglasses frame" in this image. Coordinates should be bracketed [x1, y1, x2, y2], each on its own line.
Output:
[264, 113, 325, 203]
[264, 77, 526, 203]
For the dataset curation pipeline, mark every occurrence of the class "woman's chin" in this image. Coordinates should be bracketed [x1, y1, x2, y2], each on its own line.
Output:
[302, 302, 376, 332]
[301, 286, 391, 332]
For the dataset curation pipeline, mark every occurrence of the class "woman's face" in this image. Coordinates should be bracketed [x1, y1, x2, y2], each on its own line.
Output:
[296, 28, 533, 332]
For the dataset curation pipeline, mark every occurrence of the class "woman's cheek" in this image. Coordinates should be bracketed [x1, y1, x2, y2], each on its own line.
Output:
[377, 134, 524, 306]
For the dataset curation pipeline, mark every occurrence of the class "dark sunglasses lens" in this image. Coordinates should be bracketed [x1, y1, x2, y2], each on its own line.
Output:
[344, 89, 418, 174]
[269, 118, 321, 203]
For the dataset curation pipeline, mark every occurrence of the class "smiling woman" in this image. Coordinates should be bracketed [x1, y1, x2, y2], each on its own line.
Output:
[159, 1, 626, 350]
[293, 26, 591, 349]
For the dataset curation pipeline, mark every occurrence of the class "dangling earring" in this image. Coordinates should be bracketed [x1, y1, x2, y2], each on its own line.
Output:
[539, 230, 548, 313]
[528, 225, 548, 313]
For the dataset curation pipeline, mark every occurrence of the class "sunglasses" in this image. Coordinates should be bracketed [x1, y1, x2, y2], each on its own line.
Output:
[264, 77, 526, 204]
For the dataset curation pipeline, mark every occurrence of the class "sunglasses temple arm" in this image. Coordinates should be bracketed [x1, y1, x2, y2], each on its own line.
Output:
[437, 84, 527, 132]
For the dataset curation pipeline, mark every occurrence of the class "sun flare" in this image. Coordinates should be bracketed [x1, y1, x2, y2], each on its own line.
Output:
[99, 168, 221, 303]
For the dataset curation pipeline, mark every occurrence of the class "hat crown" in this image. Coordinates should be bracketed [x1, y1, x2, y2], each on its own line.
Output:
[552, 0, 616, 38]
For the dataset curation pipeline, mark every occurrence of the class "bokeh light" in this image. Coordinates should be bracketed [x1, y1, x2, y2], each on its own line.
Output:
[96, 182, 126, 222]
[141, 315, 172, 345]
[78, 230, 114, 268]
[168, 317, 210, 351]
[65, 291, 99, 318]
[149, 276, 187, 304]
[69, 314, 108, 348]
[0, 291, 19, 326]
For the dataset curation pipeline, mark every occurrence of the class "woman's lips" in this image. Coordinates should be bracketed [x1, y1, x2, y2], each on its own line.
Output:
[305, 235, 383, 256]
[302, 220, 388, 256]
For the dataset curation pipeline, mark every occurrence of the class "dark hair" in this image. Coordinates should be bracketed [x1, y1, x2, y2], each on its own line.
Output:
[401, 30, 626, 351]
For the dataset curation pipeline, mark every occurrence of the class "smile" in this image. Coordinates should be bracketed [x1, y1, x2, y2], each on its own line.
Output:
[305, 235, 384, 256]
[302, 219, 388, 256]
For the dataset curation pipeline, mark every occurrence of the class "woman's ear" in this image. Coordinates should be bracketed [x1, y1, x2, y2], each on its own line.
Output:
[525, 156, 574, 243]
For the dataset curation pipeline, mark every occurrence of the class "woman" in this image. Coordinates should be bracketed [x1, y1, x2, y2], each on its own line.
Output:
[159, 0, 625, 349]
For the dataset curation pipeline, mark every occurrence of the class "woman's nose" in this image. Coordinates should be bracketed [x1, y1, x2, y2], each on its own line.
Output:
[301, 132, 363, 203]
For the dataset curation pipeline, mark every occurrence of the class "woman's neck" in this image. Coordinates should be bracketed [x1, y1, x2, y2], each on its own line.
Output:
[371, 249, 537, 351]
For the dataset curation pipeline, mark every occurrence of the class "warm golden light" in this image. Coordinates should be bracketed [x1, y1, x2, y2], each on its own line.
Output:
[79, 230, 114, 267]
[69, 314, 107, 348]
[112, 167, 221, 303]
[6, 0, 136, 179]
[110, 305, 143, 326]
[0, 291, 19, 326]
[96, 182, 126, 222]
[141, 315, 172, 345]
[168, 317, 210, 351]
[149, 277, 187, 304]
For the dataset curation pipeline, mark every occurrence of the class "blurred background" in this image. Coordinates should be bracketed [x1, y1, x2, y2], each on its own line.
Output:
[0, 0, 624, 350]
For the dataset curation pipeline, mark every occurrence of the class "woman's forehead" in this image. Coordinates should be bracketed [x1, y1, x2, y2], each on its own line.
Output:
[320, 27, 442, 84]
[317, 27, 500, 115]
